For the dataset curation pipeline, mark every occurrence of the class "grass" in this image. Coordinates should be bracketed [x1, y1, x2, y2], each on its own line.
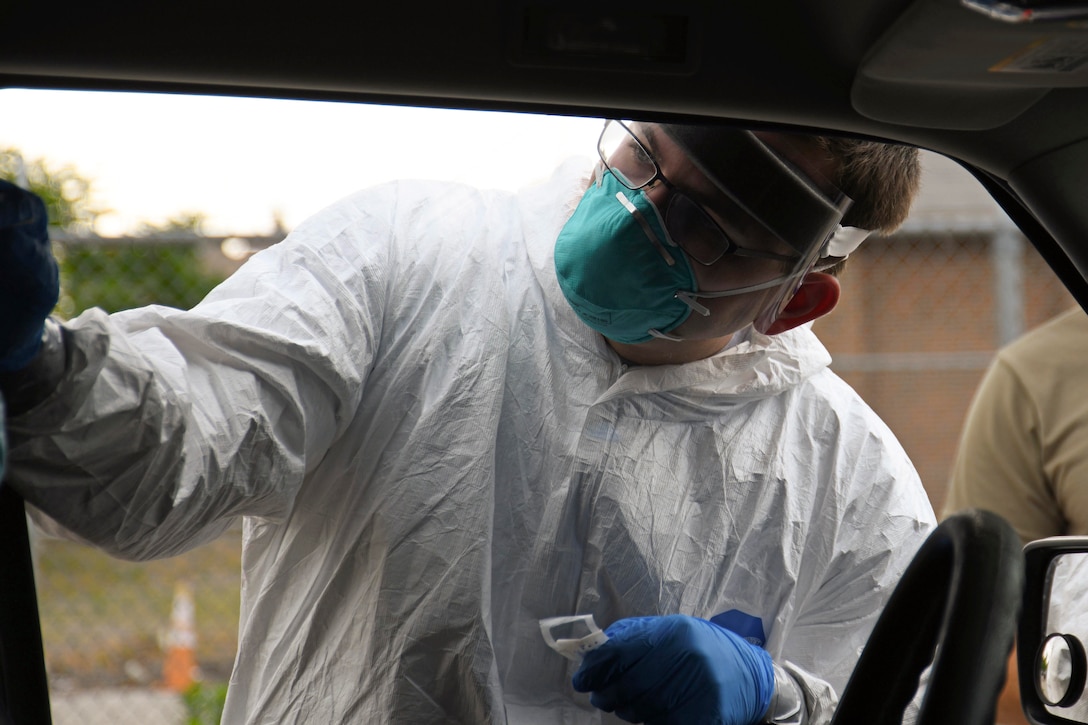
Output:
[33, 525, 243, 689]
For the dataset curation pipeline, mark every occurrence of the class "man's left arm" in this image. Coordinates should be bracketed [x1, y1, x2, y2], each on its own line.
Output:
[779, 487, 935, 725]
[570, 508, 934, 725]
[571, 614, 778, 725]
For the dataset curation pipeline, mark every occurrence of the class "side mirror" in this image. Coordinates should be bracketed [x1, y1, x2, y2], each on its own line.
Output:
[1020, 537, 1088, 724]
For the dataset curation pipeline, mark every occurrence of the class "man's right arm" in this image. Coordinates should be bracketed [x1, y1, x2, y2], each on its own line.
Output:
[0, 180, 60, 395]
[1, 188, 393, 561]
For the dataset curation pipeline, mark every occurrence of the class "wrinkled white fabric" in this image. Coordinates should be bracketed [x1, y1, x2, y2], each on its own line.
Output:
[7, 158, 935, 724]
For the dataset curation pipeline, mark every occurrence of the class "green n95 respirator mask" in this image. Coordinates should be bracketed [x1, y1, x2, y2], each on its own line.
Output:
[554, 122, 864, 344]
[555, 168, 698, 344]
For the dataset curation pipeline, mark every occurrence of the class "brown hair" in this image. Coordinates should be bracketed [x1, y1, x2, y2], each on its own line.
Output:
[785, 133, 922, 275]
[815, 136, 922, 235]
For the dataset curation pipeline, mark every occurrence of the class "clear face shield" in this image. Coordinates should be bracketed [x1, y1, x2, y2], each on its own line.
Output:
[555, 120, 869, 344]
[654, 123, 863, 335]
[603, 121, 865, 336]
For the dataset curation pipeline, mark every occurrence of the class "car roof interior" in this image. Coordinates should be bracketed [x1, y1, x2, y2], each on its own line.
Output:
[3, 0, 1088, 304]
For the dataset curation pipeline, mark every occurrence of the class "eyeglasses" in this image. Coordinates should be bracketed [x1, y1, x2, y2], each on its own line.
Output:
[597, 120, 801, 268]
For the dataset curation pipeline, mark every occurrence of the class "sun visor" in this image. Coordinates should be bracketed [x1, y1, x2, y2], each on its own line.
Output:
[661, 124, 851, 256]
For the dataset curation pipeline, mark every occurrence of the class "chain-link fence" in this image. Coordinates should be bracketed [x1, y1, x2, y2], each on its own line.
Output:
[27, 171, 1078, 723]
[815, 224, 1075, 513]
[37, 527, 241, 725]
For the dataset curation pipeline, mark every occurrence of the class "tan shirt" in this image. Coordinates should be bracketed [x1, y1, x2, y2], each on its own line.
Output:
[944, 307, 1088, 544]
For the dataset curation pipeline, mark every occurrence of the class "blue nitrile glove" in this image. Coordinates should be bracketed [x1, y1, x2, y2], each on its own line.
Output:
[572, 614, 775, 725]
[0, 180, 58, 372]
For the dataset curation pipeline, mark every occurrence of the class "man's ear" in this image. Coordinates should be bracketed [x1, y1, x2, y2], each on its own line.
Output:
[762, 272, 840, 335]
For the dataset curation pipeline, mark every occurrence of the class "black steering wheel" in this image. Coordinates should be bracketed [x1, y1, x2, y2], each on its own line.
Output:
[831, 509, 1023, 725]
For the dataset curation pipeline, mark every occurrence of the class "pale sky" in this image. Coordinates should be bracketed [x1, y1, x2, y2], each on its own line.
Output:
[0, 89, 603, 236]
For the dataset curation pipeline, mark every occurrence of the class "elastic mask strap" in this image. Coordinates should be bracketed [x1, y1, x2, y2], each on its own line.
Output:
[647, 328, 686, 341]
[662, 223, 854, 340]
[675, 291, 712, 317]
[668, 270, 800, 336]
[680, 271, 800, 310]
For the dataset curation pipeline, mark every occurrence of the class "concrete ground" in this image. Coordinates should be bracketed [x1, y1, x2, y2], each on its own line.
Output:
[49, 688, 186, 725]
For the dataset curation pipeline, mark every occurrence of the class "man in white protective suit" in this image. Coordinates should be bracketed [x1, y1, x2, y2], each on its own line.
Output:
[0, 119, 935, 725]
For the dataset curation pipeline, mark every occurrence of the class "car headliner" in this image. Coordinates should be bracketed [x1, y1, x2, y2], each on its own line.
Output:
[3, 0, 1088, 302]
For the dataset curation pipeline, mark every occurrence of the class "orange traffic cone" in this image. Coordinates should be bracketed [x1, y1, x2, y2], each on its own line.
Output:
[161, 581, 200, 692]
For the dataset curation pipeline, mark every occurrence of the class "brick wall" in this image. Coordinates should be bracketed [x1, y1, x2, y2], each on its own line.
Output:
[814, 228, 1076, 513]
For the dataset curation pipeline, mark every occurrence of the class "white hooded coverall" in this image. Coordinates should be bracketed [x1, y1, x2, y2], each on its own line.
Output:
[7, 159, 936, 724]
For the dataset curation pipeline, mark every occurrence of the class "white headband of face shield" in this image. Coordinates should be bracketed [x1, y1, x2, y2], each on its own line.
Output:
[823, 225, 870, 258]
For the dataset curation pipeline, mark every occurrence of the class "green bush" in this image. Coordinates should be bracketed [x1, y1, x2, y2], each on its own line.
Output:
[183, 681, 229, 725]
[57, 242, 226, 316]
